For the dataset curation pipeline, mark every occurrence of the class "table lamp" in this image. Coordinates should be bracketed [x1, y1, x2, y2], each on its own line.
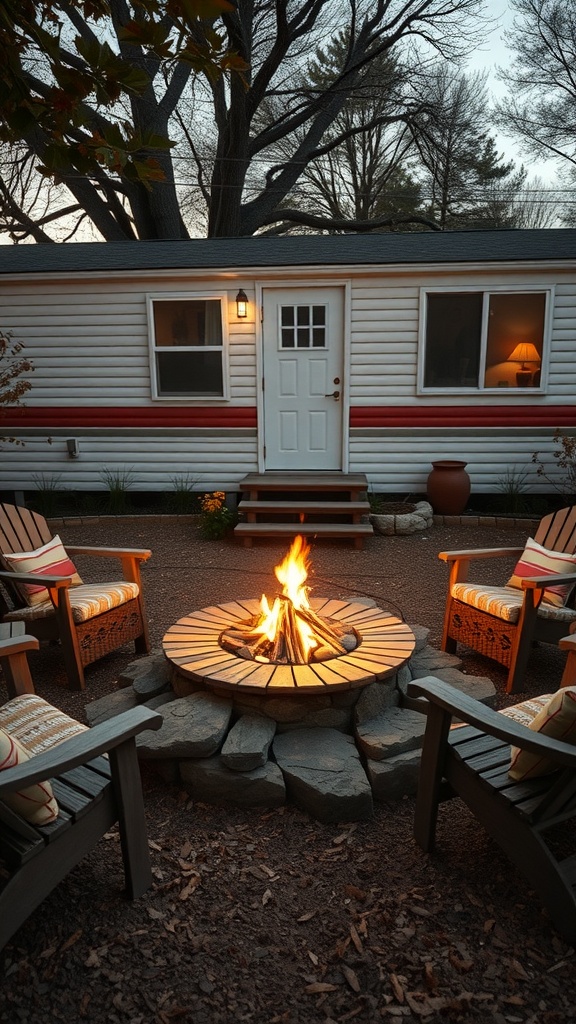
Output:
[508, 342, 541, 386]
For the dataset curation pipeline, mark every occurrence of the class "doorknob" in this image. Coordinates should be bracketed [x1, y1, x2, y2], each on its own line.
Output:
[325, 390, 340, 401]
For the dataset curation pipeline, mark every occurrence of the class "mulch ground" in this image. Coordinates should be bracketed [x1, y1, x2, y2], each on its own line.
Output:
[1, 517, 575, 1023]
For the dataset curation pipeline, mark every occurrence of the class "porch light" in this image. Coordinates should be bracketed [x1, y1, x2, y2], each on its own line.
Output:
[236, 289, 248, 318]
[508, 342, 541, 387]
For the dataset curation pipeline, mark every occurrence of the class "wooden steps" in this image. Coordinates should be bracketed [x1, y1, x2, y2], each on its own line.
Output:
[235, 473, 372, 548]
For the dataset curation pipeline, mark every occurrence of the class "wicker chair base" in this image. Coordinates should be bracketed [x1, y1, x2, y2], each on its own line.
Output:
[75, 598, 143, 667]
[448, 601, 514, 669]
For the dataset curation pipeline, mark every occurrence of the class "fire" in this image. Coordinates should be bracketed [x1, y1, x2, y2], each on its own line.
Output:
[219, 535, 357, 665]
[251, 535, 317, 661]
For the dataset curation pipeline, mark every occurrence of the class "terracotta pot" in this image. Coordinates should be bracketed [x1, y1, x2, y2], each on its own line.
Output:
[426, 460, 471, 515]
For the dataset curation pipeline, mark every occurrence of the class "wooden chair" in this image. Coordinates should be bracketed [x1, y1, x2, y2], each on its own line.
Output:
[439, 505, 576, 692]
[0, 502, 151, 690]
[408, 673, 576, 943]
[0, 633, 162, 951]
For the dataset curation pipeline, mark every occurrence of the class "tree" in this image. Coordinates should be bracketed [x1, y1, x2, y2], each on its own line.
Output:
[0, 331, 33, 444]
[410, 68, 525, 229]
[259, 34, 427, 235]
[1, 0, 488, 240]
[496, 0, 576, 188]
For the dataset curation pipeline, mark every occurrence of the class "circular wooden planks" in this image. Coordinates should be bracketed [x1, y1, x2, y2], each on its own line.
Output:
[163, 598, 415, 696]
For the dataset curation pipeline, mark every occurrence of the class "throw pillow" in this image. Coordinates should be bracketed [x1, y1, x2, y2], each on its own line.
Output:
[0, 727, 59, 825]
[509, 686, 576, 781]
[507, 536, 576, 608]
[4, 535, 83, 607]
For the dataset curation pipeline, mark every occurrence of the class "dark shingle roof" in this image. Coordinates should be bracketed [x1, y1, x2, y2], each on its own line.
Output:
[0, 230, 575, 275]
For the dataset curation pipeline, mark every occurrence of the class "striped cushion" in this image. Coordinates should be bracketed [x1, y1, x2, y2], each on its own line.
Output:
[4, 581, 139, 624]
[0, 726, 59, 825]
[451, 583, 576, 624]
[0, 694, 87, 756]
[499, 694, 555, 727]
[4, 535, 83, 607]
[507, 537, 576, 608]
[508, 686, 576, 781]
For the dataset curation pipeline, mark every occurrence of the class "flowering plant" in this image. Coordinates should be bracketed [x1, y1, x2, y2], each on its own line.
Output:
[199, 490, 237, 539]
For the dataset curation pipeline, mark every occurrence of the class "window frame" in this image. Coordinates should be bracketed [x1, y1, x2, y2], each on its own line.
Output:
[147, 292, 230, 401]
[417, 285, 554, 395]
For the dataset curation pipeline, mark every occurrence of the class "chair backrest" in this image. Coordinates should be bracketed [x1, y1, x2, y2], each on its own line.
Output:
[534, 506, 576, 555]
[0, 504, 53, 558]
[0, 504, 54, 613]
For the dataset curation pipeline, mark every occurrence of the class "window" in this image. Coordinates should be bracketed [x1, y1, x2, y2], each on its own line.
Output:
[420, 290, 549, 392]
[280, 304, 327, 348]
[148, 296, 227, 399]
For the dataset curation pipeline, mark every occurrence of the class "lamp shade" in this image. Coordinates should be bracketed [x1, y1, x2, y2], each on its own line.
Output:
[508, 342, 541, 365]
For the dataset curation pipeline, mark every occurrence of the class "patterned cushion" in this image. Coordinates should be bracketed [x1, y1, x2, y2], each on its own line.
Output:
[507, 537, 576, 608]
[451, 583, 576, 624]
[4, 535, 83, 607]
[499, 694, 555, 727]
[508, 686, 576, 781]
[4, 581, 139, 624]
[0, 726, 59, 825]
[0, 694, 87, 756]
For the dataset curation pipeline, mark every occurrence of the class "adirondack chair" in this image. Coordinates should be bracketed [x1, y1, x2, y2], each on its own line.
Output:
[0, 502, 151, 690]
[408, 673, 576, 943]
[439, 505, 576, 692]
[0, 633, 162, 952]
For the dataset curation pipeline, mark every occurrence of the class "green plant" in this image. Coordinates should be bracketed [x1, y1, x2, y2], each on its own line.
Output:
[532, 429, 576, 500]
[199, 490, 237, 539]
[100, 467, 136, 515]
[495, 466, 531, 516]
[30, 472, 63, 517]
[166, 473, 199, 515]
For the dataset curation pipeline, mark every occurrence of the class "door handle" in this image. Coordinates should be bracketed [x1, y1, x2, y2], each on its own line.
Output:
[325, 390, 340, 401]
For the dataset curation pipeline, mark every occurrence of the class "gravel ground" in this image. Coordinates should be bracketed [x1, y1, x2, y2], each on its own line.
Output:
[1, 517, 575, 1023]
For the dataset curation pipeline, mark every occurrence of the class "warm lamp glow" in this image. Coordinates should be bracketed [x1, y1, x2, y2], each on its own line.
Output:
[236, 289, 248, 318]
[508, 342, 541, 368]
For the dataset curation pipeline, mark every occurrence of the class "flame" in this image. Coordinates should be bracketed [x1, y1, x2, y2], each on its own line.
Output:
[251, 535, 317, 660]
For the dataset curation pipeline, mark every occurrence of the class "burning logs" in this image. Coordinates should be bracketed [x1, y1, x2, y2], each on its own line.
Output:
[220, 596, 358, 665]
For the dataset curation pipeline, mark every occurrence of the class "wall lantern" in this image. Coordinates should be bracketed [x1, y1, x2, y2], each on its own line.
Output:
[236, 289, 248, 318]
[66, 438, 80, 458]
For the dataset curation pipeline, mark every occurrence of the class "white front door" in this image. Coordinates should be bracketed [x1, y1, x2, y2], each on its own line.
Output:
[262, 286, 345, 471]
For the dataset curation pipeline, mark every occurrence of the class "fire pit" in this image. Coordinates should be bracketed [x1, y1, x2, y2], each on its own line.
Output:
[163, 536, 415, 697]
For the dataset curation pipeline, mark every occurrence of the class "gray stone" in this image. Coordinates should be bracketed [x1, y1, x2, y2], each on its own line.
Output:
[277, 707, 353, 733]
[367, 749, 422, 801]
[410, 646, 463, 674]
[180, 757, 286, 808]
[85, 687, 138, 726]
[221, 714, 276, 771]
[136, 691, 233, 758]
[370, 501, 433, 536]
[411, 624, 430, 654]
[354, 679, 399, 726]
[272, 728, 373, 823]
[405, 667, 496, 704]
[355, 706, 426, 761]
[118, 653, 172, 700]
[146, 691, 176, 711]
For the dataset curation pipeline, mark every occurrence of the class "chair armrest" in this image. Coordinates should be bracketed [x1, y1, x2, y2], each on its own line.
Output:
[407, 675, 576, 770]
[0, 633, 39, 659]
[559, 634, 576, 653]
[66, 546, 151, 561]
[0, 706, 162, 796]
[438, 547, 523, 563]
[519, 571, 576, 590]
[0, 569, 73, 589]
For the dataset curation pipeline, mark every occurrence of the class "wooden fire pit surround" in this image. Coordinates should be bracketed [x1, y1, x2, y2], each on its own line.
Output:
[162, 599, 416, 702]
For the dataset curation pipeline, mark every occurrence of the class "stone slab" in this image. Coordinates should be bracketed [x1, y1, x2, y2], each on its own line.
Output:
[367, 749, 422, 801]
[355, 706, 426, 761]
[406, 666, 496, 704]
[272, 728, 373, 823]
[180, 757, 286, 808]
[137, 691, 233, 759]
[221, 714, 276, 771]
[85, 688, 138, 726]
[118, 653, 172, 700]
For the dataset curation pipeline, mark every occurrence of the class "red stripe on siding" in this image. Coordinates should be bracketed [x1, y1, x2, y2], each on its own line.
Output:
[350, 405, 576, 428]
[0, 406, 258, 428]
